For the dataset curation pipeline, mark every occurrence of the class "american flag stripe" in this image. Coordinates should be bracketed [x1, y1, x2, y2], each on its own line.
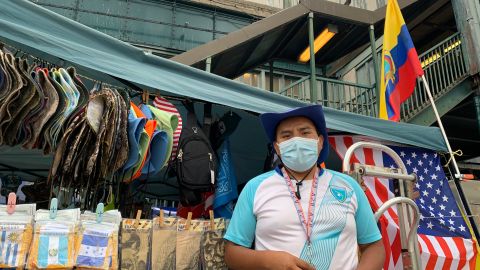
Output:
[422, 235, 439, 269]
[153, 96, 182, 161]
[329, 135, 478, 270]
[444, 237, 460, 270]
[454, 237, 468, 269]
[436, 237, 453, 270]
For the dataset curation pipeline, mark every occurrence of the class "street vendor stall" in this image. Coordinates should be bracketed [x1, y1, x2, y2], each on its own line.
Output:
[0, 1, 476, 269]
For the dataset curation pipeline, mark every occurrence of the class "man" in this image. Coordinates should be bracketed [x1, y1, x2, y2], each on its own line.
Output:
[224, 105, 385, 270]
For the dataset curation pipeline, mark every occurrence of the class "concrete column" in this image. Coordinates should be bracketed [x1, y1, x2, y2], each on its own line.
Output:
[451, 0, 480, 75]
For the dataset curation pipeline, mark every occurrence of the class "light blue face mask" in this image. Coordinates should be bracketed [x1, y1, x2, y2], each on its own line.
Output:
[277, 137, 319, 173]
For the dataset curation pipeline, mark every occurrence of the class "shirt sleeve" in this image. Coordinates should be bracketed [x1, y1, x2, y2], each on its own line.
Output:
[224, 178, 259, 248]
[352, 180, 382, 244]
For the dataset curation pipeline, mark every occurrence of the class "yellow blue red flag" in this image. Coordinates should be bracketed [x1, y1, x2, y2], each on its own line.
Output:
[379, 0, 423, 121]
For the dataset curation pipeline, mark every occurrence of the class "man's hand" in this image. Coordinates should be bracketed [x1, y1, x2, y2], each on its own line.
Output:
[261, 250, 315, 270]
[225, 241, 315, 270]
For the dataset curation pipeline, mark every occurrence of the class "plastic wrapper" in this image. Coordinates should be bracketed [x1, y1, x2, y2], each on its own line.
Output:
[27, 208, 80, 269]
[201, 218, 228, 270]
[151, 217, 177, 270]
[75, 210, 122, 270]
[0, 203, 35, 269]
[120, 218, 152, 270]
[176, 219, 204, 270]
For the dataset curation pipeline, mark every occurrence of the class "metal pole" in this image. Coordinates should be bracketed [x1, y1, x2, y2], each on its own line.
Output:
[474, 94, 480, 136]
[374, 197, 422, 270]
[308, 12, 317, 104]
[322, 66, 328, 106]
[420, 75, 461, 177]
[369, 25, 380, 116]
[206, 57, 211, 73]
[269, 60, 274, 92]
[420, 75, 480, 237]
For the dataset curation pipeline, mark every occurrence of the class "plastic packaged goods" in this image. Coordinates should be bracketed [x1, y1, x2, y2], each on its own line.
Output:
[76, 209, 122, 270]
[120, 218, 152, 270]
[0, 203, 35, 269]
[27, 208, 80, 269]
[151, 216, 177, 270]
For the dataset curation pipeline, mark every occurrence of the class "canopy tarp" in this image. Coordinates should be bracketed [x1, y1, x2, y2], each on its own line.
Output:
[0, 0, 447, 154]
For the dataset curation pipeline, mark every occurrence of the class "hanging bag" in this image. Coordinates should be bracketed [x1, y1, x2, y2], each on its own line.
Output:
[175, 103, 217, 206]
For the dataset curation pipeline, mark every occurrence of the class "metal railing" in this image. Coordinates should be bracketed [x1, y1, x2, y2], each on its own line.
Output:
[400, 33, 468, 121]
[278, 33, 467, 121]
[278, 76, 377, 117]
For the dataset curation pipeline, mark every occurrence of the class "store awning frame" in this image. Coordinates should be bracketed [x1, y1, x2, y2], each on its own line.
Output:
[0, 0, 447, 152]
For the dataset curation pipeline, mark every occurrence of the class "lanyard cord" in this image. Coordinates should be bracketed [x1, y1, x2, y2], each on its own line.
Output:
[284, 166, 316, 199]
[281, 167, 320, 244]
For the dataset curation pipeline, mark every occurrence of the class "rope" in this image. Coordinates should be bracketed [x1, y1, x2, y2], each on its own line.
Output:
[444, 149, 463, 167]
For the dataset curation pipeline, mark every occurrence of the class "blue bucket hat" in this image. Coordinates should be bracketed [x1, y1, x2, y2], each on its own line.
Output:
[260, 105, 329, 164]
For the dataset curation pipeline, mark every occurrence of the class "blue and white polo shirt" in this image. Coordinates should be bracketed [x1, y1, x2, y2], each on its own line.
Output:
[224, 168, 382, 270]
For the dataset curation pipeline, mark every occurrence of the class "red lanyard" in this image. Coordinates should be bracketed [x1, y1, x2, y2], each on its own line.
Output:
[281, 167, 320, 244]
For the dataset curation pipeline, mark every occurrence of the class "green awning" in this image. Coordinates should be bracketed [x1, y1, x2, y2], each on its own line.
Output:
[0, 0, 447, 152]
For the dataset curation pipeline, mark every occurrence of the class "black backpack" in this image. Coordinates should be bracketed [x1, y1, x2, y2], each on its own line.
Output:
[175, 105, 217, 206]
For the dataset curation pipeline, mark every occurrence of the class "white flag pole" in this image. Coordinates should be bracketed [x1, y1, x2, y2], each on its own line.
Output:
[420, 75, 461, 178]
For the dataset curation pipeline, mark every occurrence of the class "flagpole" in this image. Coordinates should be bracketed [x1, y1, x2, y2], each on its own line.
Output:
[421, 75, 480, 240]
[420, 75, 462, 178]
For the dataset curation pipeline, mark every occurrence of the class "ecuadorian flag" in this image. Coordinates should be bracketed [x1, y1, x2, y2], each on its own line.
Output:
[379, 0, 423, 121]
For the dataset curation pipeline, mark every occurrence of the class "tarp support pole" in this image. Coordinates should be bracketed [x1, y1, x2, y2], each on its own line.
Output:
[369, 24, 380, 116]
[206, 57, 212, 73]
[474, 94, 480, 135]
[421, 75, 480, 239]
[308, 12, 317, 104]
[269, 60, 274, 92]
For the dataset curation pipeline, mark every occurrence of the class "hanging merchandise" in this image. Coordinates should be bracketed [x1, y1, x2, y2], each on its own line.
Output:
[0, 50, 91, 154]
[0, 53, 37, 147]
[122, 104, 147, 183]
[0, 193, 35, 269]
[175, 215, 203, 270]
[120, 102, 178, 183]
[49, 87, 129, 192]
[76, 206, 122, 270]
[125, 103, 157, 182]
[138, 104, 178, 177]
[120, 215, 152, 270]
[28, 201, 80, 269]
[153, 96, 183, 162]
[151, 214, 177, 270]
[213, 138, 238, 219]
[209, 111, 241, 151]
[201, 216, 228, 270]
[176, 102, 217, 206]
[177, 109, 241, 219]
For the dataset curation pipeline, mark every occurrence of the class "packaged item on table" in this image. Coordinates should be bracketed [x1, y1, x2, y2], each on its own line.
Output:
[0, 202, 35, 269]
[76, 209, 122, 270]
[28, 208, 80, 269]
[201, 218, 228, 270]
[176, 218, 203, 270]
[120, 218, 152, 270]
[151, 216, 177, 270]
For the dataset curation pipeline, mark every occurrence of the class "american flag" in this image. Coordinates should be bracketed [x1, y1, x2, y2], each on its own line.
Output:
[153, 96, 182, 162]
[329, 136, 478, 270]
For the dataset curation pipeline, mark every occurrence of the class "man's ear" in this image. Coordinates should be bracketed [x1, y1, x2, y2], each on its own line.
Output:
[273, 142, 281, 157]
[318, 135, 324, 152]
